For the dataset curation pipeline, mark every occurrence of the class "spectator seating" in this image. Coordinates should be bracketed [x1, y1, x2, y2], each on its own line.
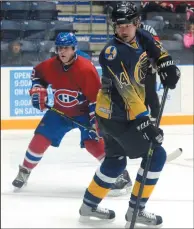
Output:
[161, 40, 184, 51]
[47, 20, 76, 40]
[1, 20, 21, 40]
[30, 1, 59, 20]
[77, 40, 93, 57]
[1, 1, 31, 20]
[1, 1, 193, 66]
[38, 40, 55, 61]
[21, 20, 48, 40]
[1, 41, 9, 51]
[20, 39, 39, 64]
[1, 1, 58, 21]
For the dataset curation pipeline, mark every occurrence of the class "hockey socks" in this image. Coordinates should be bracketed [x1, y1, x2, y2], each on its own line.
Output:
[84, 139, 105, 161]
[129, 146, 166, 209]
[23, 134, 51, 169]
[83, 156, 127, 208]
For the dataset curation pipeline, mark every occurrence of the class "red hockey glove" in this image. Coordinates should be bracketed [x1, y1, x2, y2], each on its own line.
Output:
[29, 87, 48, 111]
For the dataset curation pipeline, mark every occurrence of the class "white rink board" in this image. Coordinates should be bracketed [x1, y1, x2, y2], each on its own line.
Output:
[1, 65, 194, 119]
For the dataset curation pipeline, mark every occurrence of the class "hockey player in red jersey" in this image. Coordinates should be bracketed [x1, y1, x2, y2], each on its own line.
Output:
[12, 32, 132, 195]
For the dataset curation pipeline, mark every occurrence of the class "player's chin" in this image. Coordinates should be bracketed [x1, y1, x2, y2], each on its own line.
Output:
[60, 57, 68, 63]
[122, 36, 131, 43]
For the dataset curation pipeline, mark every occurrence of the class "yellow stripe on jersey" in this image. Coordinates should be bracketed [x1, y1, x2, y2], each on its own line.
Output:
[106, 64, 147, 119]
[132, 181, 155, 198]
[88, 179, 110, 199]
[158, 54, 170, 61]
[96, 89, 112, 119]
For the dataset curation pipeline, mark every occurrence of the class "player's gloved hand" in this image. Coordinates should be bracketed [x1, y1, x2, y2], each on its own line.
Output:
[89, 117, 102, 141]
[157, 56, 180, 89]
[136, 116, 164, 146]
[149, 116, 156, 126]
[29, 87, 48, 111]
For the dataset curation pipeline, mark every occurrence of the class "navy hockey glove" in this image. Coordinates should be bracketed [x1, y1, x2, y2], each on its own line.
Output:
[157, 56, 180, 89]
[136, 116, 164, 146]
[29, 87, 48, 111]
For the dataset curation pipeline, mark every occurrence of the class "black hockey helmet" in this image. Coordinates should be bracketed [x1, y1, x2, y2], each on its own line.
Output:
[111, 1, 139, 25]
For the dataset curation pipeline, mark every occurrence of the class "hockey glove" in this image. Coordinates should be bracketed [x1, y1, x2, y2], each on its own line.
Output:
[157, 56, 180, 89]
[88, 117, 102, 141]
[29, 87, 48, 111]
[136, 116, 164, 146]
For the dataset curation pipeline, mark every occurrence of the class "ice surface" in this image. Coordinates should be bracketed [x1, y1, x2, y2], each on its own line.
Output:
[1, 125, 193, 228]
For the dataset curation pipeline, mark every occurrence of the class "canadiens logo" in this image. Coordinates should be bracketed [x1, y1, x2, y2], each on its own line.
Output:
[105, 46, 117, 60]
[54, 89, 79, 107]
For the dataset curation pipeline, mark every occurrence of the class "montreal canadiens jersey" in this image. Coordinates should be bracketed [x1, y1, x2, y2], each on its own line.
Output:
[31, 56, 101, 117]
[96, 29, 169, 121]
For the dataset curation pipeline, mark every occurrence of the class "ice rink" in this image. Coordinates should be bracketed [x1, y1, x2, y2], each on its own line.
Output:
[1, 125, 193, 228]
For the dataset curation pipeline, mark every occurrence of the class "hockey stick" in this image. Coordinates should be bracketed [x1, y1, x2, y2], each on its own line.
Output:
[45, 105, 95, 131]
[166, 148, 182, 163]
[129, 87, 169, 229]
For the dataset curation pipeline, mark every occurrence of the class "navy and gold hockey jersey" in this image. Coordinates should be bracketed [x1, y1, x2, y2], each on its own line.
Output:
[96, 29, 169, 121]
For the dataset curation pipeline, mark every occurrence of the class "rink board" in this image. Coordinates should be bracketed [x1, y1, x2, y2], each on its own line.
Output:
[1, 66, 193, 129]
[1, 115, 193, 130]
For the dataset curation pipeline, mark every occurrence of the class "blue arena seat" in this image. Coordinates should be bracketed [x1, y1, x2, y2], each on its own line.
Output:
[30, 1, 58, 20]
[1, 20, 21, 40]
[21, 20, 47, 40]
[2, 1, 30, 20]
[47, 21, 75, 40]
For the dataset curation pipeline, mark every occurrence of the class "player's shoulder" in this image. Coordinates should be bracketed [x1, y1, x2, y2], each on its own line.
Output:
[101, 38, 116, 54]
[99, 38, 117, 63]
[76, 55, 95, 70]
[34, 56, 57, 71]
[137, 28, 154, 41]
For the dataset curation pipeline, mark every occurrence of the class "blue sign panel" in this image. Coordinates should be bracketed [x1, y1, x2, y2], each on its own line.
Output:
[10, 70, 46, 117]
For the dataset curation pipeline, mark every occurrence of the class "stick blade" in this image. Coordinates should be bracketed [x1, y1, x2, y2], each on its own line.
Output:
[166, 148, 183, 163]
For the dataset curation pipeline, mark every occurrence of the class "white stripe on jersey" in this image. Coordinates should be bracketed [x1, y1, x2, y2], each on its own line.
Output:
[143, 24, 157, 36]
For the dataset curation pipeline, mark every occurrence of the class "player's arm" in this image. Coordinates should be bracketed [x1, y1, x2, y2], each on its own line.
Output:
[79, 63, 102, 140]
[144, 31, 180, 89]
[80, 64, 101, 119]
[29, 65, 49, 111]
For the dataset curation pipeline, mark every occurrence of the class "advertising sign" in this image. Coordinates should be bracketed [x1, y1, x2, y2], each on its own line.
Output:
[9, 70, 54, 117]
[58, 15, 106, 23]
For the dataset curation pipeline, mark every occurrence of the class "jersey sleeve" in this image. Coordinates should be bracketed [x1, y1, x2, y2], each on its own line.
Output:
[142, 24, 160, 41]
[79, 62, 101, 120]
[30, 64, 48, 88]
[140, 30, 170, 63]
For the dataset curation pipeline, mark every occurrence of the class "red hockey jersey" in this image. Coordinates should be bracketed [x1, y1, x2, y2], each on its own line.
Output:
[31, 56, 101, 117]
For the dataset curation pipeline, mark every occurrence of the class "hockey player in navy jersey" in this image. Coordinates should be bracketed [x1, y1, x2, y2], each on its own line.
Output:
[79, 2, 180, 227]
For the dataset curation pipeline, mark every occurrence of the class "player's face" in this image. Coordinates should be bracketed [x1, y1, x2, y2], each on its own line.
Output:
[116, 23, 136, 43]
[57, 46, 75, 64]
